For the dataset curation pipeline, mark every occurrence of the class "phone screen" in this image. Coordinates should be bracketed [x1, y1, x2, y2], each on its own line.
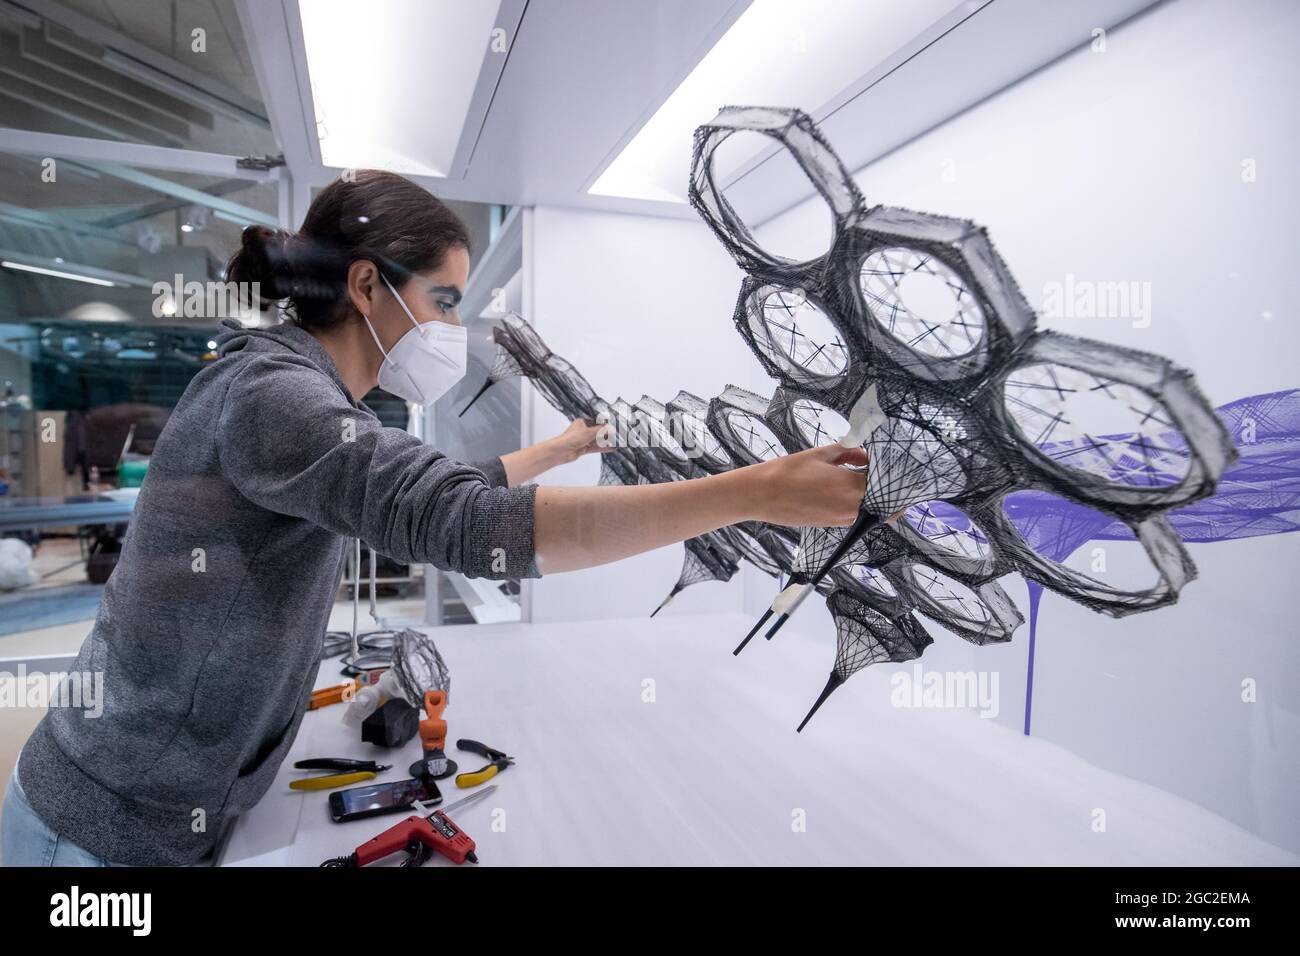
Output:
[329, 778, 442, 822]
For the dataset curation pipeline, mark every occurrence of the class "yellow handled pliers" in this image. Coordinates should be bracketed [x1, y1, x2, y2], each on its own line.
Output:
[290, 758, 391, 791]
[454, 740, 514, 789]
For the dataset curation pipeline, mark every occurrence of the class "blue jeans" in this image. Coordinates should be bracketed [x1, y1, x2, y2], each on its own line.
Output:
[1, 762, 118, 867]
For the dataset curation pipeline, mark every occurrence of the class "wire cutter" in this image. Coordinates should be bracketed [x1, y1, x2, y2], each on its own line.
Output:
[290, 758, 391, 791]
[453, 739, 514, 789]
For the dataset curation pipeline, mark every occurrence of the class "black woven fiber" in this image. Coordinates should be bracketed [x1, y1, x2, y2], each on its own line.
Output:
[454, 106, 1235, 729]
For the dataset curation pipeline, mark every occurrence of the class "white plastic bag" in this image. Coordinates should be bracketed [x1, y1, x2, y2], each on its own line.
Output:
[0, 538, 38, 590]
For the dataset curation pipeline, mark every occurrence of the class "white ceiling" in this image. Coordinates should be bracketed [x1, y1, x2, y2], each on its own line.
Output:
[243, 0, 1164, 225]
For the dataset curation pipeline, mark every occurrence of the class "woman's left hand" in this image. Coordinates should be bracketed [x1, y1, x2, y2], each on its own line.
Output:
[500, 419, 612, 486]
[550, 419, 612, 463]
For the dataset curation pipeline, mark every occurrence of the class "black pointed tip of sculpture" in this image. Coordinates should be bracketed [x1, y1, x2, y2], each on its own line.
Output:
[763, 611, 791, 641]
[457, 379, 495, 417]
[733, 608, 773, 655]
[650, 585, 682, 618]
[770, 512, 884, 638]
[797, 671, 846, 733]
[759, 571, 806, 642]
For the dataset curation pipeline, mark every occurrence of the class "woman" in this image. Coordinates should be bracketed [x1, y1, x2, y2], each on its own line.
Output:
[1, 171, 868, 866]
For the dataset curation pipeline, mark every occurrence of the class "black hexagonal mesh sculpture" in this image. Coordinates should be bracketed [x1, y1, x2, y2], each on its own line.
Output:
[458, 105, 1236, 731]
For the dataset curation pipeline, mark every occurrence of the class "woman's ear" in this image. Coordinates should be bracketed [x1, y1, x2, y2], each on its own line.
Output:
[345, 259, 380, 319]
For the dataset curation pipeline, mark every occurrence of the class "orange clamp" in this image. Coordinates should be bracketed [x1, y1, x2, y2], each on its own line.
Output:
[418, 690, 448, 752]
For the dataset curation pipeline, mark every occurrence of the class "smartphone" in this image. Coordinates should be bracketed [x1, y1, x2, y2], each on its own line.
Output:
[328, 777, 442, 823]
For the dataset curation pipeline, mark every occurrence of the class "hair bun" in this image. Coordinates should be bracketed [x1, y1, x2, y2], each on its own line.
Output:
[226, 225, 293, 306]
[226, 225, 352, 311]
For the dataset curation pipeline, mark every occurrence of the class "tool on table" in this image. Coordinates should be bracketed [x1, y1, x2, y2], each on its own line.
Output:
[454, 739, 514, 789]
[320, 784, 497, 867]
[408, 690, 457, 781]
[289, 758, 391, 791]
[309, 680, 358, 710]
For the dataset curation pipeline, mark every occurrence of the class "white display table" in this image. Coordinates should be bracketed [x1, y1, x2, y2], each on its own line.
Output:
[221, 613, 1296, 867]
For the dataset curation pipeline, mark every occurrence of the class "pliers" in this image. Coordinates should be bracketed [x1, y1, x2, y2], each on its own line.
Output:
[453, 739, 514, 789]
[290, 758, 391, 791]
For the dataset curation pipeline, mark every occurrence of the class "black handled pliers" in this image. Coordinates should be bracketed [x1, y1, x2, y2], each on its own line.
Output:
[453, 739, 514, 789]
[290, 757, 391, 791]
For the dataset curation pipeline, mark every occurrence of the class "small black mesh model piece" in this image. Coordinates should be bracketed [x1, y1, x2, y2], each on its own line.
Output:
[390, 629, 451, 706]
[458, 314, 552, 417]
[457, 106, 1233, 729]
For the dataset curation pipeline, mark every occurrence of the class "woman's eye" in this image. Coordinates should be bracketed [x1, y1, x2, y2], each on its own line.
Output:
[438, 301, 455, 314]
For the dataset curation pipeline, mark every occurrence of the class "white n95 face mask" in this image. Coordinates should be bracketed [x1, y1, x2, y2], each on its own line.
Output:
[361, 272, 467, 406]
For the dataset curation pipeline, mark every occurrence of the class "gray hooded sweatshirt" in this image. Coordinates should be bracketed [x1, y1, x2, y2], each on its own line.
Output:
[17, 319, 538, 866]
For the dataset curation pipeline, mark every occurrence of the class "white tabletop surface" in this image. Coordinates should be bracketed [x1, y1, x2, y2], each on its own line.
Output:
[221, 612, 1297, 867]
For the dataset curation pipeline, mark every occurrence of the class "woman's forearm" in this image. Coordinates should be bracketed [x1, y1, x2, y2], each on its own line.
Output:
[500, 439, 571, 486]
[530, 443, 870, 575]
[532, 471, 755, 574]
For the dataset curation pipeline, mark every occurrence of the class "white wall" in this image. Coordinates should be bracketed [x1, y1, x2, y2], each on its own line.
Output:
[748, 0, 1300, 850]
[525, 205, 765, 623]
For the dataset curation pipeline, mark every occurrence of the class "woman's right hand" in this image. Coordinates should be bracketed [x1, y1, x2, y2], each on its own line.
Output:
[738, 443, 869, 528]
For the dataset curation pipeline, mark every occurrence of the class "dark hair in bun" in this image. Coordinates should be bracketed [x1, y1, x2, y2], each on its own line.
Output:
[225, 170, 472, 330]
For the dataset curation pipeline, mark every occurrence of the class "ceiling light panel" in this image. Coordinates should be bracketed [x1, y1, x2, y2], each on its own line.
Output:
[590, 0, 964, 203]
[299, 0, 502, 177]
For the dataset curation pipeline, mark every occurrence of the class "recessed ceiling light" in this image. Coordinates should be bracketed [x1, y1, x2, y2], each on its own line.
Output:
[590, 0, 963, 203]
[298, 0, 503, 177]
[2, 260, 116, 287]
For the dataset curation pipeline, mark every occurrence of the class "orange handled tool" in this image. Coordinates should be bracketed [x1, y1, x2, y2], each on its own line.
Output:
[308, 681, 357, 710]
